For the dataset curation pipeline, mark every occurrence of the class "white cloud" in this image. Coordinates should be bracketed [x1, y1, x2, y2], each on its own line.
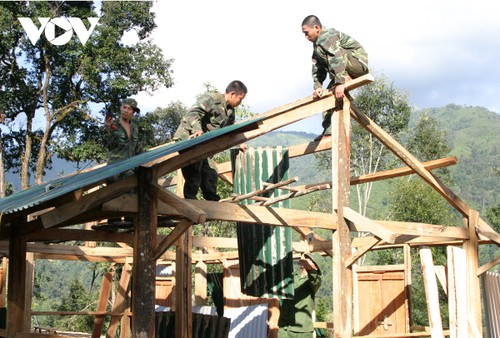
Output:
[136, 0, 500, 134]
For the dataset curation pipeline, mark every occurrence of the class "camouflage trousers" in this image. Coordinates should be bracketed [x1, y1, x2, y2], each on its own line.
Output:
[181, 158, 220, 201]
[321, 52, 369, 135]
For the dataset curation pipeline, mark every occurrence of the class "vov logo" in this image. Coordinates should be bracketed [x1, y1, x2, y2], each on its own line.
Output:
[18, 17, 100, 46]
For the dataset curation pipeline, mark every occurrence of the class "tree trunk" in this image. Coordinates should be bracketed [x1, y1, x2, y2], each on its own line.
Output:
[35, 118, 51, 185]
[0, 131, 5, 198]
[21, 116, 33, 190]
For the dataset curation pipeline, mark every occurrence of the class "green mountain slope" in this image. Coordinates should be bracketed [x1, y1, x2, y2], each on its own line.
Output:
[414, 104, 500, 211]
[257, 105, 499, 215]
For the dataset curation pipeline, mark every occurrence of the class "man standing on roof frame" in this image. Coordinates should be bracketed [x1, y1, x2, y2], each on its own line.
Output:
[301, 15, 369, 139]
[173, 80, 248, 201]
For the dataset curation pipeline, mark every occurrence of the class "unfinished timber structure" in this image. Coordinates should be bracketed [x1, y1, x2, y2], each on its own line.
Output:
[0, 74, 498, 338]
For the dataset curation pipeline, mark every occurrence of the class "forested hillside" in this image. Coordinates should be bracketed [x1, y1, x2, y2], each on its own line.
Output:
[258, 104, 499, 215]
[413, 104, 499, 211]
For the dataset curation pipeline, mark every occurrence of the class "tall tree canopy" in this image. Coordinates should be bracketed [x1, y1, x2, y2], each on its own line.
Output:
[0, 1, 174, 189]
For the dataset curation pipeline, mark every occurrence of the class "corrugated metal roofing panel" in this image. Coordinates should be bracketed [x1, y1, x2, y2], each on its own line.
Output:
[224, 304, 268, 338]
[483, 271, 500, 337]
[0, 118, 262, 216]
[233, 146, 294, 300]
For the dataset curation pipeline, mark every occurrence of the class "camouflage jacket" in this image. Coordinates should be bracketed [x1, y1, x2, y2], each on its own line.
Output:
[312, 27, 368, 88]
[105, 119, 142, 164]
[173, 92, 235, 140]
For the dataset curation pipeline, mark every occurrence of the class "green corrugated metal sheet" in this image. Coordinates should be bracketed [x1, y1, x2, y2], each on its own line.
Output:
[233, 146, 294, 299]
[0, 118, 262, 217]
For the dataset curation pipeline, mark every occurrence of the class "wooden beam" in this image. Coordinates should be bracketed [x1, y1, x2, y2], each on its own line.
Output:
[92, 272, 113, 338]
[40, 174, 137, 229]
[345, 237, 381, 267]
[419, 246, 444, 337]
[464, 210, 482, 337]
[152, 94, 339, 177]
[7, 218, 27, 338]
[153, 218, 193, 261]
[132, 167, 157, 338]
[332, 97, 353, 337]
[343, 207, 399, 244]
[103, 195, 337, 229]
[477, 255, 500, 276]
[447, 245, 467, 337]
[26, 228, 133, 243]
[194, 256, 208, 306]
[350, 104, 470, 217]
[220, 177, 298, 203]
[476, 217, 500, 245]
[350, 156, 458, 185]
[106, 263, 132, 338]
[175, 226, 193, 338]
[151, 183, 206, 224]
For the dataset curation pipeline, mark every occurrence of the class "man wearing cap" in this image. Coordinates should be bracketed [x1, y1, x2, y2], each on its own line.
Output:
[301, 15, 369, 139]
[105, 98, 143, 165]
[278, 252, 323, 338]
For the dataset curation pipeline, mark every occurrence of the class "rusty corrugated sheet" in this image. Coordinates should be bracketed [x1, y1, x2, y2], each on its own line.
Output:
[483, 271, 500, 337]
[232, 146, 294, 299]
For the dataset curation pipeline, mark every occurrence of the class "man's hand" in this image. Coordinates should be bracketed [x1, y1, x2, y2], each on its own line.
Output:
[239, 143, 248, 153]
[188, 130, 204, 139]
[313, 88, 324, 99]
[334, 84, 345, 99]
[105, 115, 118, 131]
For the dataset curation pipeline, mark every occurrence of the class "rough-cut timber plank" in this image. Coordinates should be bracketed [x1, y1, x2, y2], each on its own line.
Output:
[103, 194, 337, 229]
[350, 104, 470, 217]
[343, 207, 399, 243]
[331, 97, 353, 338]
[151, 183, 206, 224]
[153, 218, 193, 261]
[92, 272, 113, 338]
[419, 246, 444, 337]
[40, 174, 137, 229]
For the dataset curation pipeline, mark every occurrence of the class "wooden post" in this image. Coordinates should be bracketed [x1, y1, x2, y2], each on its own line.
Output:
[419, 246, 444, 337]
[447, 245, 467, 338]
[175, 169, 192, 338]
[24, 252, 34, 333]
[92, 271, 113, 338]
[175, 227, 193, 338]
[464, 210, 482, 337]
[132, 166, 158, 338]
[194, 254, 207, 306]
[403, 244, 412, 333]
[332, 97, 353, 337]
[7, 217, 27, 338]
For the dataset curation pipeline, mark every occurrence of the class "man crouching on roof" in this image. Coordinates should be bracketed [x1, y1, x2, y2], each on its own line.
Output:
[173, 80, 248, 201]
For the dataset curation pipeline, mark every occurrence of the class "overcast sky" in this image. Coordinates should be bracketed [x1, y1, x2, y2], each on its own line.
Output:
[136, 0, 499, 134]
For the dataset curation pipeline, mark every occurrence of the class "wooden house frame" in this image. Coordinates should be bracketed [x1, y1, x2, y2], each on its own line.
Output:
[0, 74, 498, 338]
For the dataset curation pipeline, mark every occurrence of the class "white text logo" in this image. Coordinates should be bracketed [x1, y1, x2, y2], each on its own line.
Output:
[18, 17, 99, 46]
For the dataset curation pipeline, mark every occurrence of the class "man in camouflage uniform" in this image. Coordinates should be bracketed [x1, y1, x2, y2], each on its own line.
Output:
[301, 15, 369, 137]
[105, 97, 142, 165]
[278, 253, 323, 338]
[174, 80, 247, 201]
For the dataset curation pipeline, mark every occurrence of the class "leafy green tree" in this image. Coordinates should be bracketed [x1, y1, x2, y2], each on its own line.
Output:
[316, 74, 412, 216]
[0, 1, 173, 189]
[54, 279, 96, 332]
[140, 101, 185, 148]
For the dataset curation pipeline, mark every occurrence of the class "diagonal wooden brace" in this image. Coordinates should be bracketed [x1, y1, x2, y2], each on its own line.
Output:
[150, 183, 206, 224]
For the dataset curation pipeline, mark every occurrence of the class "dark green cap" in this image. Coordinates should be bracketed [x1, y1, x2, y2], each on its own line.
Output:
[121, 98, 140, 113]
